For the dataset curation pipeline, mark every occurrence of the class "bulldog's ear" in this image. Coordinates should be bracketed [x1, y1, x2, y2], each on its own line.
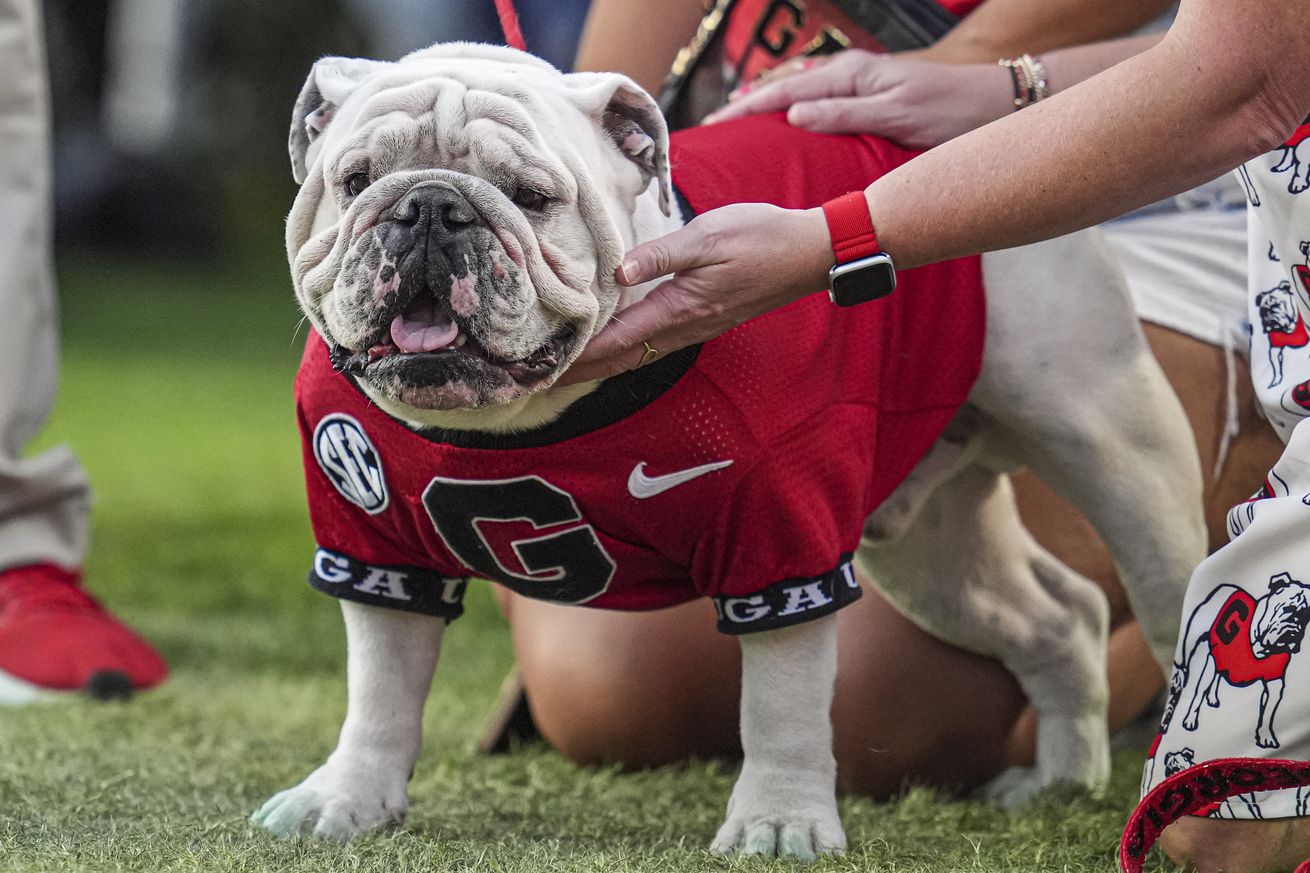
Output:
[1270, 572, 1296, 593]
[566, 73, 672, 216]
[289, 56, 389, 184]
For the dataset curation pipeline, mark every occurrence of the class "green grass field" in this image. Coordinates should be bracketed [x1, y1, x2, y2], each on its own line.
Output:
[0, 250, 1171, 872]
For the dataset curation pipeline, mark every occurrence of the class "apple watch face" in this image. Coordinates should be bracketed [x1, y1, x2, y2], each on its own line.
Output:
[828, 253, 897, 307]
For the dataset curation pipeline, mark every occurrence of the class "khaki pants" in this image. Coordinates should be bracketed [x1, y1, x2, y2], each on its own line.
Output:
[0, 0, 90, 573]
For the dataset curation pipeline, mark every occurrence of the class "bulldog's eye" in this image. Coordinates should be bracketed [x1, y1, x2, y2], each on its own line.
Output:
[344, 173, 371, 198]
[512, 188, 550, 212]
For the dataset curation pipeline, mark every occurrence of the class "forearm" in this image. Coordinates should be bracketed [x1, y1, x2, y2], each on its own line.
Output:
[868, 17, 1310, 270]
[1028, 34, 1158, 96]
[573, 0, 706, 94]
[923, 0, 1175, 63]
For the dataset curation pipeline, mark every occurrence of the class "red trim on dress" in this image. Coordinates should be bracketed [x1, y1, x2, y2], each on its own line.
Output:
[1122, 758, 1310, 872]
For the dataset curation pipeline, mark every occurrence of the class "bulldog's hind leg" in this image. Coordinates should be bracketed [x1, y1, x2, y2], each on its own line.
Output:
[252, 601, 444, 840]
[858, 465, 1111, 807]
[974, 233, 1207, 671]
[1181, 642, 1217, 732]
[1204, 672, 1223, 708]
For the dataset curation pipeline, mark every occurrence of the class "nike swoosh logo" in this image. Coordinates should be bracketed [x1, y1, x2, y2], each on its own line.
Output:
[627, 460, 734, 499]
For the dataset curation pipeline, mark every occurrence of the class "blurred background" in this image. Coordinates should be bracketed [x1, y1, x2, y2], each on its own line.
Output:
[46, 0, 590, 260]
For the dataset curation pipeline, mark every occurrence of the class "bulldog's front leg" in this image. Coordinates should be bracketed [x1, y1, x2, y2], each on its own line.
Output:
[1256, 678, 1285, 749]
[711, 615, 845, 860]
[253, 601, 444, 840]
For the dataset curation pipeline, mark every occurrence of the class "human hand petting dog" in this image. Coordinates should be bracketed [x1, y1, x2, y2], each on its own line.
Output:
[560, 202, 833, 383]
[562, 50, 1018, 384]
[703, 50, 1014, 150]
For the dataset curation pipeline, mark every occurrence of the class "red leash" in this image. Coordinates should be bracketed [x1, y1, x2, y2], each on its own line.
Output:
[1121, 757, 1310, 872]
[494, 0, 527, 51]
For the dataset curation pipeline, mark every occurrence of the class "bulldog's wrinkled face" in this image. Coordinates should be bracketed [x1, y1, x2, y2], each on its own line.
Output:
[1255, 579, 1310, 655]
[1257, 281, 1300, 334]
[1162, 748, 1196, 777]
[285, 44, 670, 420]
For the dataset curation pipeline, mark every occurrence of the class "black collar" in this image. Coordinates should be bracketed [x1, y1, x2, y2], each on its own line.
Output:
[397, 342, 700, 449]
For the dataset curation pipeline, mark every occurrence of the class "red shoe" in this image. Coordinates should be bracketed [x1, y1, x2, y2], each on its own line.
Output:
[0, 563, 167, 703]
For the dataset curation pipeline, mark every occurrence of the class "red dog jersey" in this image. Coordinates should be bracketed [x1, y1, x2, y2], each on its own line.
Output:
[1208, 589, 1292, 686]
[296, 114, 985, 634]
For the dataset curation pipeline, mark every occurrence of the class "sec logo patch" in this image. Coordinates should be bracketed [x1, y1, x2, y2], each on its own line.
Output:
[313, 414, 389, 514]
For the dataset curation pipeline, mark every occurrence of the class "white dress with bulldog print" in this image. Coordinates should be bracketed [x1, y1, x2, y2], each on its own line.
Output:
[1141, 126, 1310, 821]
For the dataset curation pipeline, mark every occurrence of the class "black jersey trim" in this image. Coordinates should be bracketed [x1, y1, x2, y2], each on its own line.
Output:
[345, 185, 702, 451]
[712, 554, 862, 634]
[308, 546, 468, 621]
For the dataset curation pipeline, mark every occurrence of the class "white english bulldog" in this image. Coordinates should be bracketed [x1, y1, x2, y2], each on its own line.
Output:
[253, 43, 1206, 857]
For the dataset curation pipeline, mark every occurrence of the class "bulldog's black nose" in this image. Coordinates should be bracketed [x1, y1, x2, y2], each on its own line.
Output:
[396, 184, 477, 235]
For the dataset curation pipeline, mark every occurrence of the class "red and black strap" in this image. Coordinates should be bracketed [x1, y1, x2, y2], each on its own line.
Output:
[1121, 757, 1310, 872]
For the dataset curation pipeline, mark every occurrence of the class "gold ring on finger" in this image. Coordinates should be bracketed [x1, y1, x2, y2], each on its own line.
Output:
[638, 340, 659, 368]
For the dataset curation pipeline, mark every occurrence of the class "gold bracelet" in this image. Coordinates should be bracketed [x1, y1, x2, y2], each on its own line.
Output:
[1019, 54, 1050, 103]
[998, 54, 1049, 110]
[997, 58, 1031, 110]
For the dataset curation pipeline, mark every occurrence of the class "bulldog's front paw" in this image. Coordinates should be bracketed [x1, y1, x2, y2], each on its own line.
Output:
[252, 758, 409, 841]
[709, 768, 845, 860]
[1256, 727, 1280, 750]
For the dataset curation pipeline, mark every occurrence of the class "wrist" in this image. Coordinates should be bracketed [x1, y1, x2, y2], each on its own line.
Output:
[986, 62, 1018, 123]
[799, 206, 838, 294]
[818, 192, 897, 307]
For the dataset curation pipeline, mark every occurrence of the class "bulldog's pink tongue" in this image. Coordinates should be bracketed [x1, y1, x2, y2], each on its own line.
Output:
[390, 304, 459, 353]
